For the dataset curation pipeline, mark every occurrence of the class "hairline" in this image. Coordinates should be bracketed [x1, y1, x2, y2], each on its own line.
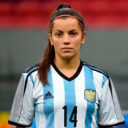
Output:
[49, 16, 85, 35]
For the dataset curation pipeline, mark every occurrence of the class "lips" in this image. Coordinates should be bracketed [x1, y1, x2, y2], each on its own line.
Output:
[62, 47, 72, 49]
[62, 47, 72, 51]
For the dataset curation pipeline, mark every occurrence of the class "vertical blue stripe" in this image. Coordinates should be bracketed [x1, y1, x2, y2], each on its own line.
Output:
[102, 75, 107, 88]
[64, 80, 76, 128]
[84, 66, 96, 128]
[30, 74, 34, 85]
[35, 103, 39, 128]
[43, 67, 54, 128]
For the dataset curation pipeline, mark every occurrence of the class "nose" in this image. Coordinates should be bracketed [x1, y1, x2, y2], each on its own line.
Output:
[63, 34, 70, 45]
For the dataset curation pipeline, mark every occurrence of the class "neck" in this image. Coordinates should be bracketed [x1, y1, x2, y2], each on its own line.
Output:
[54, 56, 80, 71]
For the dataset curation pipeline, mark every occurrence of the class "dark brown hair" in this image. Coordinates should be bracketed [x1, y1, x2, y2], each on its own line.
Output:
[38, 3, 86, 85]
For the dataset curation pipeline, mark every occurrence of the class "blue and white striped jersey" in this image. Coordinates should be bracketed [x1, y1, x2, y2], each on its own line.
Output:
[8, 61, 124, 128]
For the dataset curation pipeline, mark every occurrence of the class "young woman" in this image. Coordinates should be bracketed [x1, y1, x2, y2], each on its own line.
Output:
[8, 3, 124, 128]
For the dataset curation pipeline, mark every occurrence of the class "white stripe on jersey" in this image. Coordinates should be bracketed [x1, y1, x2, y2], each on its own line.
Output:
[99, 79, 118, 125]
[51, 66, 65, 128]
[93, 71, 103, 103]
[33, 72, 46, 128]
[19, 75, 34, 125]
[92, 71, 103, 128]
[75, 67, 87, 128]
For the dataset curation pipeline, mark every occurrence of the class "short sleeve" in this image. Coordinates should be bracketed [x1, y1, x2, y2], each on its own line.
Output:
[8, 73, 34, 127]
[98, 77, 125, 127]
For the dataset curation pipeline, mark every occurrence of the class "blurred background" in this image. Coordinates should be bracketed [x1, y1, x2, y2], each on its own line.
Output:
[0, 0, 128, 127]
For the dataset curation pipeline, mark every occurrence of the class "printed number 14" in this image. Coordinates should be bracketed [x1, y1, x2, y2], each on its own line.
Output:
[62, 106, 77, 127]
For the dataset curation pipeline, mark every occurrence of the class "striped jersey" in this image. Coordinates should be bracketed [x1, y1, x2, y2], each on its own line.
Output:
[8, 61, 124, 128]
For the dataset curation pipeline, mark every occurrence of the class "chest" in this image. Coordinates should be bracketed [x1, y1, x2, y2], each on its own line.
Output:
[33, 68, 101, 128]
[34, 77, 99, 116]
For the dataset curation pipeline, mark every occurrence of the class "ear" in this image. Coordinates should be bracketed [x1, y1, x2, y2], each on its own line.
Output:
[49, 33, 54, 46]
[81, 31, 87, 44]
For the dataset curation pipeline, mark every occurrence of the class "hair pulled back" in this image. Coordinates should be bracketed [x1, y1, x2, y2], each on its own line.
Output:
[38, 3, 86, 85]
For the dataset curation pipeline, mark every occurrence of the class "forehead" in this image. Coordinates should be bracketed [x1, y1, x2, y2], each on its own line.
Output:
[52, 17, 81, 31]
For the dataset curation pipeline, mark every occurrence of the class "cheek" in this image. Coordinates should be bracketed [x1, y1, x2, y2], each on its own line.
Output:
[51, 38, 61, 50]
[50, 36, 57, 46]
[73, 38, 83, 51]
[74, 38, 83, 46]
[52, 39, 59, 47]
[52, 36, 64, 46]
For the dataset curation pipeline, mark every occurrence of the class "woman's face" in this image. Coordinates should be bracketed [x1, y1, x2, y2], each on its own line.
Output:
[49, 17, 86, 60]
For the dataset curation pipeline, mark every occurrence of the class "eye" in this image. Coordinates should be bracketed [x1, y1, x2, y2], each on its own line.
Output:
[70, 32, 78, 36]
[55, 32, 62, 37]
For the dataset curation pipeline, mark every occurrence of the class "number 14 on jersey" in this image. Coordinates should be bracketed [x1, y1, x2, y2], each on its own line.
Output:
[62, 106, 77, 127]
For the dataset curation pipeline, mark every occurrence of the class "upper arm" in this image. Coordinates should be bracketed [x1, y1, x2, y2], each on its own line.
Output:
[98, 77, 124, 127]
[8, 73, 34, 127]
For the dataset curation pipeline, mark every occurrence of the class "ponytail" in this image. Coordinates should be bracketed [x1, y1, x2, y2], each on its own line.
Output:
[38, 39, 54, 85]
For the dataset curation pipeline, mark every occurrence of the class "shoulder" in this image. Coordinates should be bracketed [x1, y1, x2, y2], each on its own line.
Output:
[23, 64, 39, 83]
[15, 64, 40, 96]
[24, 64, 39, 74]
[82, 61, 109, 81]
[82, 61, 110, 88]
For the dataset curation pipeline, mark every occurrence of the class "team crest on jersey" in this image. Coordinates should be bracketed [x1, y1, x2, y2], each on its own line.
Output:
[84, 89, 96, 103]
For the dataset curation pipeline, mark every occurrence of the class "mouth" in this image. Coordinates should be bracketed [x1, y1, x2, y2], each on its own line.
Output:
[62, 47, 73, 51]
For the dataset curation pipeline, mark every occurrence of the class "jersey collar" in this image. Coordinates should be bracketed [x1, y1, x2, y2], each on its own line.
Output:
[51, 60, 83, 81]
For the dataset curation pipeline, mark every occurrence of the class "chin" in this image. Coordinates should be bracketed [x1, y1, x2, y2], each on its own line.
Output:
[56, 52, 78, 60]
[62, 54, 76, 60]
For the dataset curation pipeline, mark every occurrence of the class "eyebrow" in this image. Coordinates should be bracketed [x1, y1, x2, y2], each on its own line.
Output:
[54, 29, 78, 32]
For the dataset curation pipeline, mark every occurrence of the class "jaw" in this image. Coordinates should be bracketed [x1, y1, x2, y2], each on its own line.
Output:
[55, 51, 80, 62]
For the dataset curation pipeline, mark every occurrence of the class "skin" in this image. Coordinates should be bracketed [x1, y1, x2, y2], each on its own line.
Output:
[49, 17, 86, 77]
[15, 17, 112, 128]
